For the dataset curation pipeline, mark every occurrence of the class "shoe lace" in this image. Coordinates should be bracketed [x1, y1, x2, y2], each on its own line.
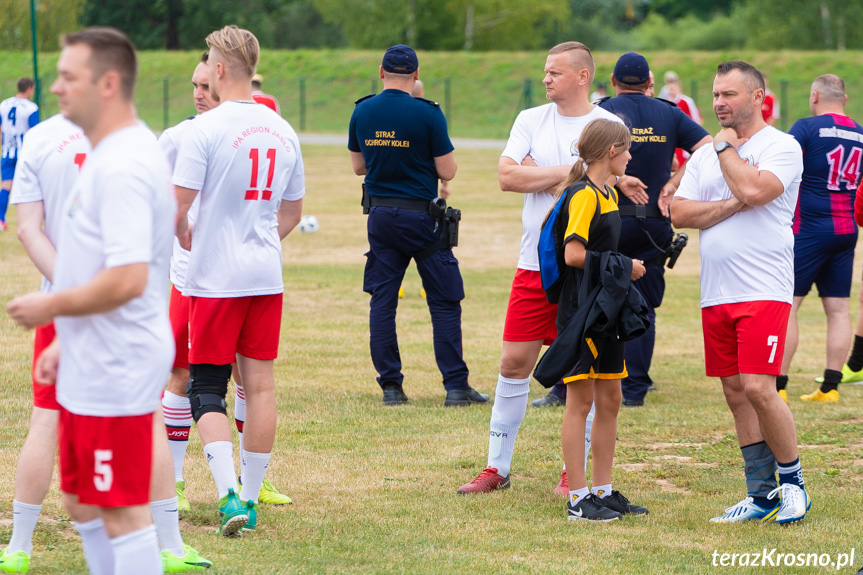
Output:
[767, 484, 800, 509]
[471, 467, 500, 484]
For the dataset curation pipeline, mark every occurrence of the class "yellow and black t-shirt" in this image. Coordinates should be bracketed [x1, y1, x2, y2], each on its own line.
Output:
[557, 177, 621, 327]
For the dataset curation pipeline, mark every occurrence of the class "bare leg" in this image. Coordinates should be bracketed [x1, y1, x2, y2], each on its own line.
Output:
[780, 296, 804, 375]
[14, 407, 58, 505]
[720, 374, 764, 446]
[561, 380, 594, 491]
[235, 356, 276, 453]
[822, 297, 851, 371]
[590, 379, 621, 487]
[499, 339, 545, 379]
[740, 373, 799, 463]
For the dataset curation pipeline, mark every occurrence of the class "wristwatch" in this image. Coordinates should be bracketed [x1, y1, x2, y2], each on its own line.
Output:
[714, 141, 736, 154]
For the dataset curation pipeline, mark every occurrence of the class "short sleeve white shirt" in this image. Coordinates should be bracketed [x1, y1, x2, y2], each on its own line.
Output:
[500, 104, 623, 271]
[10, 114, 89, 292]
[53, 124, 176, 417]
[158, 117, 199, 290]
[0, 97, 39, 160]
[172, 102, 305, 297]
[676, 126, 803, 307]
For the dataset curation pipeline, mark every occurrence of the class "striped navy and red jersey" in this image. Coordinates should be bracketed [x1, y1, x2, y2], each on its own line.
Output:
[789, 113, 863, 235]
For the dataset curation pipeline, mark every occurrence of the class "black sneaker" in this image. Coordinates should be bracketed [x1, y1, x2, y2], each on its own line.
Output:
[622, 398, 644, 408]
[599, 490, 649, 516]
[530, 391, 565, 407]
[382, 384, 408, 406]
[444, 386, 490, 407]
[567, 494, 622, 522]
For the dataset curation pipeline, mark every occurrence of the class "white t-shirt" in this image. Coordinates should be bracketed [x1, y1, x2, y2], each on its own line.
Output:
[500, 103, 623, 271]
[10, 114, 89, 293]
[676, 126, 803, 307]
[53, 124, 176, 417]
[158, 117, 199, 290]
[0, 97, 39, 160]
[173, 101, 305, 297]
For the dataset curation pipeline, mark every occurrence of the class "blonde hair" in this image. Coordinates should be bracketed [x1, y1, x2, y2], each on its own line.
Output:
[558, 119, 630, 195]
[205, 25, 259, 79]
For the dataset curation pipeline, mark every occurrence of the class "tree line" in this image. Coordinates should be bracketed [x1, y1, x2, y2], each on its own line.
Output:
[3, 0, 862, 52]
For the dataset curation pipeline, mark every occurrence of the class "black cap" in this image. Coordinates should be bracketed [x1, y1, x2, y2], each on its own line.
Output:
[382, 44, 418, 74]
[613, 52, 650, 86]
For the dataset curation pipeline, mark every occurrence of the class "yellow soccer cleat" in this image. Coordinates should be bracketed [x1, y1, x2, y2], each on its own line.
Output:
[778, 389, 788, 404]
[420, 288, 426, 298]
[814, 363, 863, 384]
[800, 388, 838, 403]
[257, 478, 293, 506]
[398, 286, 405, 298]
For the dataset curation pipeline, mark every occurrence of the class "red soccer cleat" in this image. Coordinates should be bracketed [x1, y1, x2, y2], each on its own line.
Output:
[553, 468, 568, 495]
[457, 467, 510, 494]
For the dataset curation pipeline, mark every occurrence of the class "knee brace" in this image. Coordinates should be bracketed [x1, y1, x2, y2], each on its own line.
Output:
[187, 363, 232, 422]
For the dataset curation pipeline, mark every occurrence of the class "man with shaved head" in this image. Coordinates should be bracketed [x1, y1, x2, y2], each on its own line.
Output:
[777, 74, 863, 403]
[457, 41, 631, 497]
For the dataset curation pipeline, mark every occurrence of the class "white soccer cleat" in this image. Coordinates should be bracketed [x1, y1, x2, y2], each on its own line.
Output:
[767, 484, 811, 524]
[709, 496, 779, 523]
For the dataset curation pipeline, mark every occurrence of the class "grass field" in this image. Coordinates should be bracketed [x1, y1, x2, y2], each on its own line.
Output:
[1, 144, 863, 574]
[1, 49, 863, 138]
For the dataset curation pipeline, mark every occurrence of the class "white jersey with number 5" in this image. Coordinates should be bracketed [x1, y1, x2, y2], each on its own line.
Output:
[54, 124, 176, 417]
[172, 101, 305, 297]
[10, 114, 89, 292]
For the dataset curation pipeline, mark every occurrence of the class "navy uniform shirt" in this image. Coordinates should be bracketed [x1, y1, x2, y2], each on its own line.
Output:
[599, 93, 708, 208]
[348, 89, 453, 201]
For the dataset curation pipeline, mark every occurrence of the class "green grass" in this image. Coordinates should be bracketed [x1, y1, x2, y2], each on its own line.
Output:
[2, 49, 863, 137]
[1, 145, 862, 573]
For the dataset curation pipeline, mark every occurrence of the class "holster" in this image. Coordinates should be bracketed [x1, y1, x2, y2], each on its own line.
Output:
[361, 183, 370, 214]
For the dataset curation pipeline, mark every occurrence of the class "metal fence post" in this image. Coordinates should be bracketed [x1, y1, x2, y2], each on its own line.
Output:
[444, 77, 451, 124]
[780, 79, 788, 132]
[162, 77, 169, 131]
[299, 77, 306, 132]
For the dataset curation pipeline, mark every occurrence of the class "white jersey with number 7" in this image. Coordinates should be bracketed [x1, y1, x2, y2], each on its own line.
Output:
[172, 101, 305, 298]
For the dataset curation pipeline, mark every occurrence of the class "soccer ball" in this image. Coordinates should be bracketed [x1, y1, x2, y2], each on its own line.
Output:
[299, 215, 320, 234]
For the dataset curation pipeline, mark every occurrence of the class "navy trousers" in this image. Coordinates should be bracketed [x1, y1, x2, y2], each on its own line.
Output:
[363, 206, 469, 391]
[618, 216, 671, 402]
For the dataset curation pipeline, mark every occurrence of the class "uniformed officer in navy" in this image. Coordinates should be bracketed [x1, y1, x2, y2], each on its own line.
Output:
[603, 52, 712, 406]
[536, 52, 711, 407]
[348, 44, 488, 407]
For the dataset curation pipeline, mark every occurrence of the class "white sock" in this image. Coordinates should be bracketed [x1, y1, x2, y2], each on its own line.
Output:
[75, 518, 114, 575]
[204, 441, 238, 499]
[239, 451, 271, 503]
[592, 483, 612, 498]
[234, 383, 246, 466]
[568, 487, 590, 506]
[150, 497, 185, 557]
[161, 391, 192, 483]
[8, 500, 41, 555]
[585, 402, 595, 472]
[487, 375, 530, 477]
[110, 525, 161, 575]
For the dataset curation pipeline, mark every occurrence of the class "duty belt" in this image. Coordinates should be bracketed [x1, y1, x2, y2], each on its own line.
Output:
[369, 196, 431, 212]
[618, 204, 664, 219]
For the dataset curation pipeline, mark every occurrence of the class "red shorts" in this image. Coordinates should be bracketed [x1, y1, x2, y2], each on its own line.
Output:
[32, 322, 60, 410]
[189, 294, 283, 365]
[502, 269, 558, 345]
[59, 408, 153, 507]
[169, 285, 191, 370]
[701, 300, 791, 377]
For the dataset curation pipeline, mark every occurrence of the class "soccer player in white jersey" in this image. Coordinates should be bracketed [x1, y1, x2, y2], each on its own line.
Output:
[173, 25, 304, 537]
[160, 52, 292, 515]
[457, 42, 638, 496]
[6, 27, 177, 574]
[672, 60, 809, 524]
[0, 78, 39, 231]
[5, 118, 212, 574]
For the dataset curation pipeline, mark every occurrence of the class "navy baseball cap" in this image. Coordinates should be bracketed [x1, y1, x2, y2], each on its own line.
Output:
[382, 44, 418, 74]
[614, 52, 650, 85]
